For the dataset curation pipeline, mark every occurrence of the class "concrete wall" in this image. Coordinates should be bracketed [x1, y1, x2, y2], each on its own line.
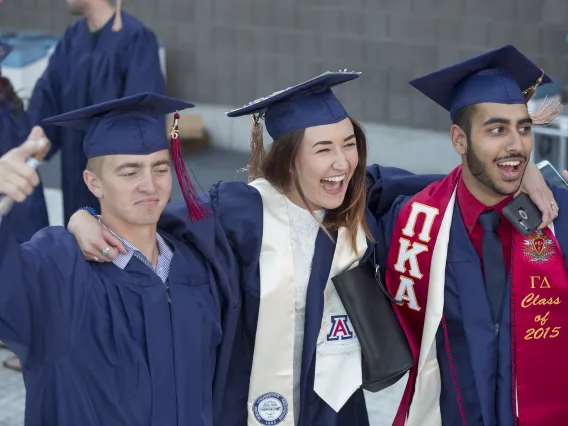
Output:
[1, 0, 567, 132]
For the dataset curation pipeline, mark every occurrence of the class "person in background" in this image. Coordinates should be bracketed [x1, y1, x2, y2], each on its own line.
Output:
[0, 93, 239, 426]
[0, 42, 51, 375]
[379, 45, 568, 426]
[26, 0, 165, 225]
[0, 42, 49, 243]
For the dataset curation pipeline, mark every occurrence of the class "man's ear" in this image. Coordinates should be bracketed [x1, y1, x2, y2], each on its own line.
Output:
[450, 124, 467, 155]
[84, 169, 102, 199]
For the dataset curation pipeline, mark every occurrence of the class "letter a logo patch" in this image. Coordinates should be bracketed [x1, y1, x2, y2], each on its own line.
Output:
[327, 315, 354, 341]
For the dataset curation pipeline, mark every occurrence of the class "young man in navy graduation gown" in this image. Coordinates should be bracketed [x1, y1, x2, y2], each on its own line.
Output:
[378, 46, 568, 426]
[0, 93, 239, 426]
[26, 0, 165, 225]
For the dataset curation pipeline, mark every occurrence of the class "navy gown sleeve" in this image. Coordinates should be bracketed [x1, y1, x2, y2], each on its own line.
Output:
[122, 27, 166, 97]
[208, 181, 263, 426]
[373, 195, 412, 276]
[27, 31, 71, 159]
[0, 216, 91, 367]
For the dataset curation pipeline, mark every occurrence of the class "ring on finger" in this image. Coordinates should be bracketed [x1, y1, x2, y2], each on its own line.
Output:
[550, 201, 556, 211]
[93, 256, 100, 262]
[101, 246, 111, 256]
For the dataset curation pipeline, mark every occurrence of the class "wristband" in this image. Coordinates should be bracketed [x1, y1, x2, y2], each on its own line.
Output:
[76, 206, 98, 217]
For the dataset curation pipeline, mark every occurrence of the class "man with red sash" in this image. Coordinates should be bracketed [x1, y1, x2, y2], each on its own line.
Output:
[380, 45, 568, 426]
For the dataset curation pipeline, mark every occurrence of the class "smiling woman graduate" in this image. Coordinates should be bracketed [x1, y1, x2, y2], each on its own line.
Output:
[214, 72, 378, 426]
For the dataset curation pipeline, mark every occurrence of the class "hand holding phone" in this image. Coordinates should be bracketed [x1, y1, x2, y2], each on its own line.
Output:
[502, 193, 543, 236]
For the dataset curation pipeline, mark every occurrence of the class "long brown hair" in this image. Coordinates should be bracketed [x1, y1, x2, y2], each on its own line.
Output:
[250, 117, 372, 252]
[0, 75, 24, 111]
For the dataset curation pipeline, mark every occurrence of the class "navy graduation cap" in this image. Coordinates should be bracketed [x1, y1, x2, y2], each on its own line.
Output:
[43, 92, 209, 221]
[0, 42, 13, 65]
[227, 70, 361, 139]
[43, 92, 194, 158]
[410, 45, 557, 122]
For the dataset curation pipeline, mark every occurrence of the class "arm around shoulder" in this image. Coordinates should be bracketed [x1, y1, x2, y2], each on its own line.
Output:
[372, 194, 412, 272]
[366, 164, 443, 218]
[209, 181, 264, 253]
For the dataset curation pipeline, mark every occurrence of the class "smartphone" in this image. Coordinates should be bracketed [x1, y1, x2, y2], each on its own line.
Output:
[537, 160, 568, 190]
[502, 193, 543, 237]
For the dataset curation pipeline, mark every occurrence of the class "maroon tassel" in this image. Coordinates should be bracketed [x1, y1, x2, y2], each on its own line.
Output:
[170, 112, 210, 221]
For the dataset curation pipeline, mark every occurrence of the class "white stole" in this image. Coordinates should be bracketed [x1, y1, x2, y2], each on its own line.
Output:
[404, 187, 556, 426]
[246, 179, 367, 426]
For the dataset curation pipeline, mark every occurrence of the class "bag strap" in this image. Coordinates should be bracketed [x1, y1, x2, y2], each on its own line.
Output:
[372, 248, 403, 306]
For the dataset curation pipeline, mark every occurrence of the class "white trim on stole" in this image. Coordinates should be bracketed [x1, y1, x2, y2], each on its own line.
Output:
[246, 179, 367, 426]
[404, 188, 556, 426]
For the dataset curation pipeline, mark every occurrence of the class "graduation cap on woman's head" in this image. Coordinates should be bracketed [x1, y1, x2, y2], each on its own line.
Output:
[227, 70, 361, 181]
[410, 45, 563, 125]
[43, 92, 210, 221]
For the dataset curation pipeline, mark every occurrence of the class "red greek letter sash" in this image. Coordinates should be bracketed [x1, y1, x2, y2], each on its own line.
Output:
[386, 166, 461, 426]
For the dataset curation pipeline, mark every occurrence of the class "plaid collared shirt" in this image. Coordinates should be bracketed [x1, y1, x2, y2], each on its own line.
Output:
[105, 226, 173, 284]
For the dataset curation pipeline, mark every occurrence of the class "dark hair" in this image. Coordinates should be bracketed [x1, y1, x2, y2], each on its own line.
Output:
[257, 118, 372, 253]
[452, 104, 476, 139]
[0, 76, 24, 111]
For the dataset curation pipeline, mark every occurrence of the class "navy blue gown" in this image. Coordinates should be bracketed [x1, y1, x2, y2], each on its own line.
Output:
[27, 12, 165, 225]
[375, 185, 568, 425]
[159, 165, 441, 426]
[0, 210, 240, 426]
[0, 89, 49, 242]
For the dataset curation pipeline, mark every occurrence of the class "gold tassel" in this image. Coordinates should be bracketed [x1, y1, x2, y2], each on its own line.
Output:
[112, 0, 123, 32]
[529, 96, 565, 126]
[521, 70, 564, 126]
[523, 70, 545, 103]
[247, 113, 266, 182]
